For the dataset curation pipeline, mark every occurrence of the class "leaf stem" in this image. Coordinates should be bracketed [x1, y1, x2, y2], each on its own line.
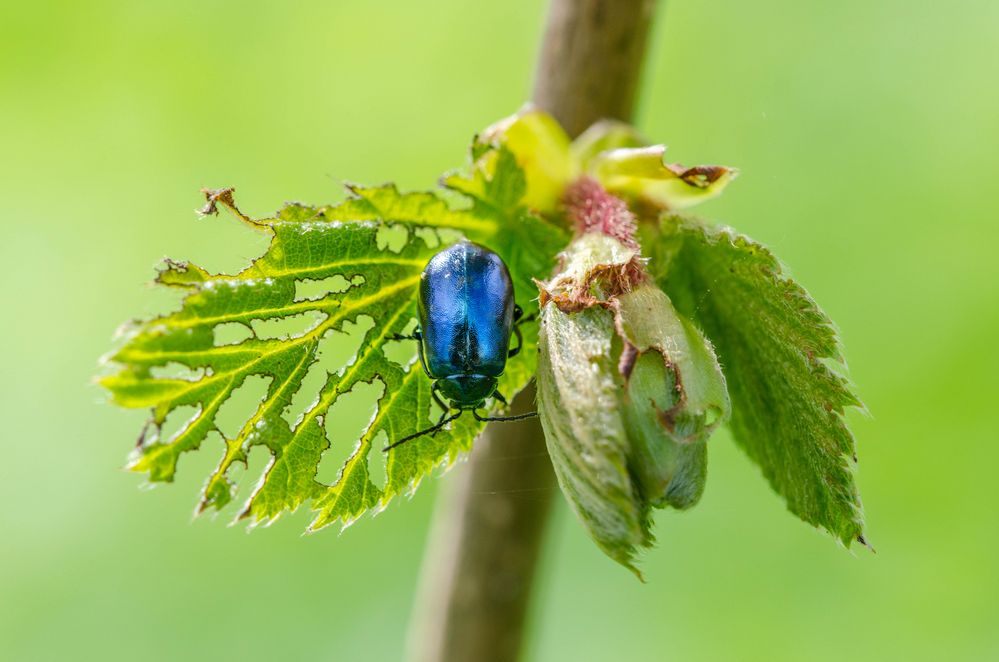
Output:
[406, 2, 658, 661]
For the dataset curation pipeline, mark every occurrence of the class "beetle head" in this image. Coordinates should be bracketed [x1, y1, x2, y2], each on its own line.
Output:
[438, 374, 497, 409]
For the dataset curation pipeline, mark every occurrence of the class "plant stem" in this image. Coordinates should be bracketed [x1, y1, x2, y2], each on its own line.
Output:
[534, 0, 657, 138]
[406, 384, 552, 662]
[406, 2, 658, 661]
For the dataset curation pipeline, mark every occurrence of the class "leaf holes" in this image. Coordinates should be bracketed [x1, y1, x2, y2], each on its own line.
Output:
[414, 227, 441, 249]
[315, 379, 386, 487]
[280, 316, 376, 428]
[232, 444, 276, 517]
[250, 310, 328, 340]
[294, 274, 365, 302]
[324, 315, 378, 373]
[376, 223, 409, 253]
[214, 375, 272, 440]
[382, 319, 420, 368]
[213, 321, 254, 346]
[154, 404, 200, 445]
[150, 362, 210, 381]
[368, 430, 389, 492]
[436, 228, 465, 246]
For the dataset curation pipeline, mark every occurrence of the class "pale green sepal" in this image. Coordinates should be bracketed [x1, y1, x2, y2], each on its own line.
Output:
[615, 286, 730, 443]
[615, 286, 730, 509]
[537, 304, 651, 577]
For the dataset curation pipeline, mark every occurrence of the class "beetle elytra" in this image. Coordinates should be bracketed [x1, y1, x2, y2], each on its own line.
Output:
[384, 240, 536, 450]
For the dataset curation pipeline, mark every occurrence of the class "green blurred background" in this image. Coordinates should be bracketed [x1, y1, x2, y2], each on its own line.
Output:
[2, 0, 997, 659]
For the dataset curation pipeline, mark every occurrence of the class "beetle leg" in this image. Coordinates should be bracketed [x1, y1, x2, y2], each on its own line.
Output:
[429, 408, 451, 438]
[492, 390, 509, 407]
[412, 330, 433, 378]
[390, 328, 431, 377]
[384, 410, 463, 451]
[389, 327, 422, 341]
[430, 381, 449, 419]
[472, 409, 538, 423]
[508, 306, 538, 358]
[508, 324, 523, 358]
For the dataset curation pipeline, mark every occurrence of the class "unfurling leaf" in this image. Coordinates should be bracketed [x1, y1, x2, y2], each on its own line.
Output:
[587, 146, 737, 211]
[538, 304, 649, 573]
[640, 215, 866, 546]
[100, 132, 567, 531]
[476, 106, 733, 216]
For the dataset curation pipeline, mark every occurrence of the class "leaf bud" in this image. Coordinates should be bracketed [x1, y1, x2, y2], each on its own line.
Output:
[535, 181, 730, 574]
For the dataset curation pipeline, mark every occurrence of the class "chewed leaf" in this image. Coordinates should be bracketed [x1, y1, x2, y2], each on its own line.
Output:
[588, 146, 737, 210]
[642, 215, 866, 545]
[100, 141, 566, 530]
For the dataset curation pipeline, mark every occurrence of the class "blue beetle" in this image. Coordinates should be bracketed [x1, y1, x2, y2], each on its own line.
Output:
[384, 240, 536, 450]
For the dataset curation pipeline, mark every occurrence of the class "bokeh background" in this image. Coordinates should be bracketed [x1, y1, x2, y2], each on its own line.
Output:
[2, 1, 997, 660]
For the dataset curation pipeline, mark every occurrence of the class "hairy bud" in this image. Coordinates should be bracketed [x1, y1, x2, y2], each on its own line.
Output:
[535, 183, 730, 575]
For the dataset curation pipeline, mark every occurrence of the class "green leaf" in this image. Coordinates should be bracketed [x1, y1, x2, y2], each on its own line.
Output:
[101, 137, 567, 530]
[641, 215, 866, 545]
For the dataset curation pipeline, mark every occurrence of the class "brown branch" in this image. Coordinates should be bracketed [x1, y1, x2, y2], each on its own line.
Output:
[406, 2, 659, 661]
[405, 385, 552, 662]
[534, 0, 657, 137]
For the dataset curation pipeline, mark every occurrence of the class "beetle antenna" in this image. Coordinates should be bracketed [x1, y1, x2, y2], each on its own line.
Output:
[472, 410, 538, 423]
[383, 411, 463, 452]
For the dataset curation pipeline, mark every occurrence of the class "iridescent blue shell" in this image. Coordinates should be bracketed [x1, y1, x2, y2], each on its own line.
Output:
[417, 241, 514, 406]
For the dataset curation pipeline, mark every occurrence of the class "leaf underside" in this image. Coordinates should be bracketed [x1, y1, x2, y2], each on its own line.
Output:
[101, 148, 566, 530]
[643, 215, 865, 545]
